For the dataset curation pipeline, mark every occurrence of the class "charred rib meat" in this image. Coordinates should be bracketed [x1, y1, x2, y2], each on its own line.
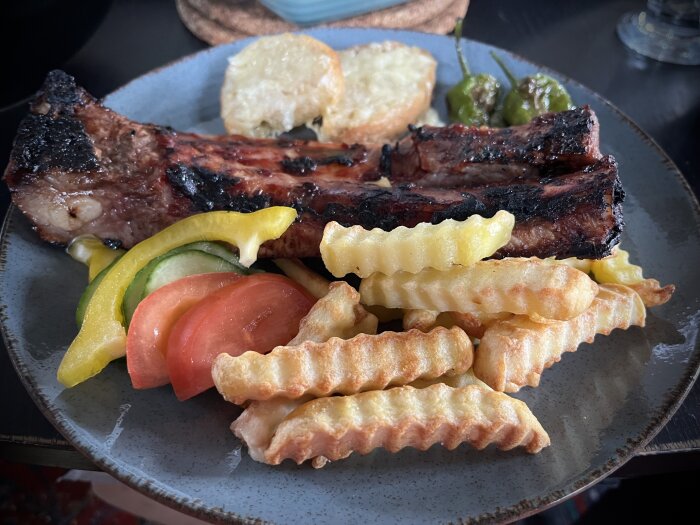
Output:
[3, 70, 623, 259]
[385, 107, 601, 188]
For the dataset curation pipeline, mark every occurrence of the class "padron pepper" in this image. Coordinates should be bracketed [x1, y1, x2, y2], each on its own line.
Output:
[491, 52, 574, 126]
[57, 207, 297, 388]
[446, 18, 500, 127]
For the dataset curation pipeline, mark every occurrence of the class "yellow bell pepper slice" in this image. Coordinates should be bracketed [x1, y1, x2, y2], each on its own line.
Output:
[57, 207, 297, 388]
[66, 235, 126, 282]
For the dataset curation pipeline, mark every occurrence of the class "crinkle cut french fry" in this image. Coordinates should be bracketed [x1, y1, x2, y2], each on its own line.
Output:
[473, 284, 646, 393]
[543, 256, 593, 274]
[360, 258, 599, 321]
[409, 368, 488, 390]
[263, 383, 550, 466]
[320, 210, 515, 278]
[589, 247, 674, 307]
[590, 247, 642, 284]
[273, 258, 330, 299]
[439, 311, 514, 339]
[213, 326, 473, 405]
[232, 396, 311, 462]
[233, 372, 537, 466]
[289, 282, 378, 345]
[627, 279, 674, 308]
[403, 309, 513, 338]
[402, 309, 439, 332]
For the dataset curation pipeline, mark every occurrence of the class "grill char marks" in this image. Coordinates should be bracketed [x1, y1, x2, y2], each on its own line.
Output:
[165, 138, 622, 259]
[387, 106, 601, 188]
[168, 132, 379, 182]
[166, 165, 245, 212]
[6, 71, 100, 182]
[257, 157, 623, 259]
[3, 70, 178, 247]
[3, 70, 623, 261]
[8, 114, 100, 178]
[495, 156, 624, 259]
[34, 69, 83, 112]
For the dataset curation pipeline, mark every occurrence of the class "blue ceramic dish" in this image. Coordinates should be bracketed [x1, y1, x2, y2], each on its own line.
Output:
[259, 0, 410, 26]
[1, 28, 699, 524]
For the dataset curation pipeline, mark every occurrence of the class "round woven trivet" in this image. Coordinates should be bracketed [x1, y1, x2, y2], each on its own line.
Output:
[187, 0, 294, 35]
[188, 0, 458, 33]
[177, 0, 248, 44]
[413, 0, 470, 33]
[178, 0, 469, 45]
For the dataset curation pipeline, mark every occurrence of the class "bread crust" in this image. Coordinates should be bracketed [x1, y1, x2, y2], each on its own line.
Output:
[220, 33, 343, 137]
[319, 41, 437, 144]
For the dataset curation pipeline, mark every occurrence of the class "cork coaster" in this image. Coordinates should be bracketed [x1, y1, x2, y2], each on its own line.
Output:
[414, 0, 469, 33]
[178, 0, 470, 45]
[176, 0, 248, 45]
[328, 0, 465, 30]
[188, 0, 294, 36]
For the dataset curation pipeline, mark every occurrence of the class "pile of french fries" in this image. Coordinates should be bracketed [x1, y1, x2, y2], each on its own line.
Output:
[212, 211, 674, 468]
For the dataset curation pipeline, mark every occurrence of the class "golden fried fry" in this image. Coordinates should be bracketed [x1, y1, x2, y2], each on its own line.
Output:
[402, 309, 439, 331]
[263, 383, 550, 466]
[403, 309, 513, 338]
[289, 282, 378, 345]
[473, 284, 646, 392]
[213, 326, 473, 405]
[273, 258, 330, 299]
[320, 210, 515, 278]
[542, 256, 593, 274]
[439, 311, 514, 339]
[409, 368, 487, 390]
[231, 396, 311, 462]
[627, 279, 675, 308]
[360, 258, 598, 321]
[589, 247, 642, 284]
[589, 247, 674, 307]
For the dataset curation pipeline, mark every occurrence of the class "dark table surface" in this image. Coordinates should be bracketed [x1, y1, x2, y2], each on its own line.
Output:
[1, 0, 699, 481]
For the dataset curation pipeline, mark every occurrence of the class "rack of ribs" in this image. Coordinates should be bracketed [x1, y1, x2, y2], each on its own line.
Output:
[3, 70, 623, 259]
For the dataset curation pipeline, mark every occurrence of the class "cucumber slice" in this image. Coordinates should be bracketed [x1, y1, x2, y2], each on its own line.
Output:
[121, 241, 253, 327]
[143, 251, 237, 295]
[122, 255, 165, 327]
[122, 250, 240, 327]
[76, 256, 122, 327]
[178, 241, 249, 272]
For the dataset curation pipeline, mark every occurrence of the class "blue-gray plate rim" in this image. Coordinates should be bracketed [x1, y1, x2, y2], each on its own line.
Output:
[1, 28, 699, 525]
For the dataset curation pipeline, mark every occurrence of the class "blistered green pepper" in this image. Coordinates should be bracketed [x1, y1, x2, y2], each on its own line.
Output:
[491, 52, 574, 126]
[446, 19, 500, 127]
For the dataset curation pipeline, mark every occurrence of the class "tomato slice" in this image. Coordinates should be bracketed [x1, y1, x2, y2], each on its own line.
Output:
[126, 273, 243, 389]
[166, 273, 316, 401]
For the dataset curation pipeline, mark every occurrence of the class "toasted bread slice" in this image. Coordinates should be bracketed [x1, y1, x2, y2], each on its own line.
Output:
[221, 33, 343, 137]
[319, 41, 437, 144]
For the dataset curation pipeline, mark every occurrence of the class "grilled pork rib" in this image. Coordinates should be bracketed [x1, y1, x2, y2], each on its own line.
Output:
[385, 107, 601, 188]
[3, 70, 623, 259]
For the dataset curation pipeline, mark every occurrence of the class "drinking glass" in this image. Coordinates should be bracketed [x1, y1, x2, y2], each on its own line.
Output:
[617, 0, 700, 65]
